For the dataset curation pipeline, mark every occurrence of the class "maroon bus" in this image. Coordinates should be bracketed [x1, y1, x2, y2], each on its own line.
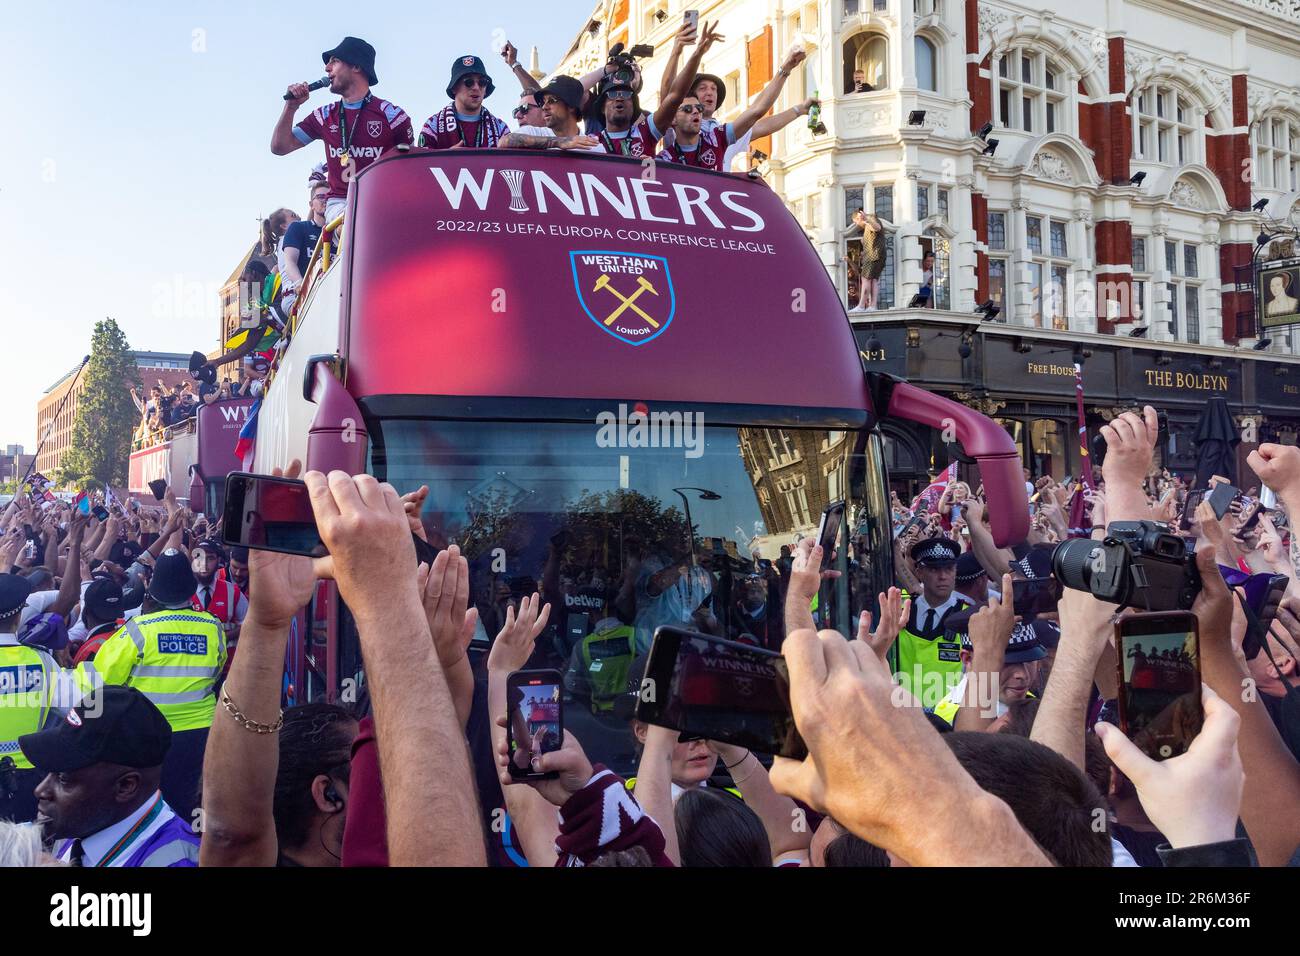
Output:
[253, 148, 1027, 776]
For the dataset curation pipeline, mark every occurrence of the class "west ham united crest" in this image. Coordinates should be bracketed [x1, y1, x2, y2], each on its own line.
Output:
[570, 251, 675, 346]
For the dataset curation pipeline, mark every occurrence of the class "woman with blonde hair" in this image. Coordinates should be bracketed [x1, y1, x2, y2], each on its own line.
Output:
[843, 209, 887, 311]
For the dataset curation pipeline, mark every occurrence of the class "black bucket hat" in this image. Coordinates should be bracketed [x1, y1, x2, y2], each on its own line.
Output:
[323, 36, 379, 86]
[447, 55, 495, 99]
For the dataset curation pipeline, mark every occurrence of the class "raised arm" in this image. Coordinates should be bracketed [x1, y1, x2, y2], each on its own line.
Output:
[272, 84, 311, 155]
[47, 515, 87, 619]
[500, 41, 542, 94]
[653, 22, 723, 134]
[1100, 407, 1159, 524]
[961, 497, 1015, 579]
[201, 464, 316, 867]
[730, 49, 805, 140]
[306, 470, 485, 866]
[954, 575, 1014, 733]
[1029, 586, 1118, 772]
[657, 21, 696, 103]
[416, 545, 479, 728]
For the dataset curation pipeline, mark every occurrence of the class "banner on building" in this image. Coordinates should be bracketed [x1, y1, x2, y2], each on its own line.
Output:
[1259, 255, 1300, 332]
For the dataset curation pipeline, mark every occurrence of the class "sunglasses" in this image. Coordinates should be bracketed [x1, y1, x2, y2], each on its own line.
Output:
[512, 106, 530, 118]
[461, 77, 488, 89]
[678, 104, 704, 114]
[605, 89, 634, 100]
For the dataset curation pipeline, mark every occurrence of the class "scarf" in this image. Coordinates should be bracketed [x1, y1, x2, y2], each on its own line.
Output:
[429, 103, 503, 148]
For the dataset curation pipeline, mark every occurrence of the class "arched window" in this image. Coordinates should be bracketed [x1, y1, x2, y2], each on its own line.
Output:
[996, 48, 1067, 134]
[1254, 114, 1300, 192]
[915, 36, 937, 92]
[843, 33, 888, 94]
[1132, 83, 1199, 165]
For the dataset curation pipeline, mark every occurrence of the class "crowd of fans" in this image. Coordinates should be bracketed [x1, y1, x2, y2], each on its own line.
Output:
[3, 404, 1300, 869]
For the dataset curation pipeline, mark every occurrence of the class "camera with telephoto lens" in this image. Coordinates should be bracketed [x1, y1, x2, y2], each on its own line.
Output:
[606, 42, 654, 86]
[1051, 520, 1201, 611]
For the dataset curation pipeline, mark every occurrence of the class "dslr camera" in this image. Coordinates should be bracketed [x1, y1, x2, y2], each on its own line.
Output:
[606, 42, 654, 86]
[1052, 520, 1201, 611]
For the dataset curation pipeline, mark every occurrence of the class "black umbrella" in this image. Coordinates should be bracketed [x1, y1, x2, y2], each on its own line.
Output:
[1193, 397, 1239, 488]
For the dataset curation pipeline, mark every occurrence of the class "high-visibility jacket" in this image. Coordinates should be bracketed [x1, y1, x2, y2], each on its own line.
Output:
[191, 577, 245, 626]
[75, 609, 226, 732]
[895, 595, 968, 710]
[0, 638, 58, 770]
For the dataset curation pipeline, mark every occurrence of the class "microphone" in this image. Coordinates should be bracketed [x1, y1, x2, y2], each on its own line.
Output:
[284, 76, 330, 101]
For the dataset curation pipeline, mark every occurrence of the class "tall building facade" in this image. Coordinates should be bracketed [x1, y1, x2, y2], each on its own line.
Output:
[34, 352, 193, 478]
[553, 0, 1300, 492]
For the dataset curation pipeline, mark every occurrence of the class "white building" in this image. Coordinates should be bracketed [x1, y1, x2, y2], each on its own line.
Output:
[552, 0, 1300, 485]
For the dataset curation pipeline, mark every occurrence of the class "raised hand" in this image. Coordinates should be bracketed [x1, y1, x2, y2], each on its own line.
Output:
[246, 461, 318, 628]
[486, 593, 552, 674]
[856, 587, 911, 664]
[416, 543, 479, 671]
[494, 721, 594, 808]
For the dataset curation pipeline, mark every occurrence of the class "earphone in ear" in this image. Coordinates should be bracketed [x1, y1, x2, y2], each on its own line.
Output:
[324, 782, 343, 809]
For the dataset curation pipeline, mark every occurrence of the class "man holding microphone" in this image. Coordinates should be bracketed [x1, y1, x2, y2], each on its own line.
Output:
[271, 37, 414, 224]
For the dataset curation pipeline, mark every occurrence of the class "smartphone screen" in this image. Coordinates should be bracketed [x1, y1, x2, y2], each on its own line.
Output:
[817, 500, 845, 571]
[506, 669, 563, 780]
[222, 472, 326, 558]
[1207, 483, 1238, 521]
[92, 506, 110, 523]
[1179, 489, 1206, 530]
[1011, 576, 1061, 620]
[1115, 612, 1203, 761]
[636, 626, 806, 759]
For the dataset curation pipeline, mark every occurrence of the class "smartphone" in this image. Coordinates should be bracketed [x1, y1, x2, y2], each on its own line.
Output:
[506, 669, 563, 780]
[1207, 483, 1238, 521]
[816, 500, 845, 571]
[1252, 573, 1289, 635]
[1011, 576, 1061, 620]
[1179, 489, 1206, 530]
[683, 9, 699, 34]
[636, 626, 806, 759]
[1236, 498, 1264, 534]
[148, 479, 168, 501]
[91, 505, 110, 523]
[222, 472, 326, 558]
[897, 513, 926, 540]
[1115, 612, 1203, 761]
[1266, 507, 1290, 533]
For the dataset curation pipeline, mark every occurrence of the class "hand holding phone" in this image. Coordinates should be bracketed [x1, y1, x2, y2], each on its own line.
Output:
[506, 669, 564, 779]
[1115, 611, 1203, 761]
[683, 9, 699, 36]
[816, 500, 845, 571]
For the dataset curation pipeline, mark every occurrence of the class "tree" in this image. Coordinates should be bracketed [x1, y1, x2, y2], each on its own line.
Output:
[62, 319, 141, 488]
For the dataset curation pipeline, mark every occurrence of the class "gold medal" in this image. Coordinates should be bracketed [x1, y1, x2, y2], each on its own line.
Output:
[339, 151, 350, 166]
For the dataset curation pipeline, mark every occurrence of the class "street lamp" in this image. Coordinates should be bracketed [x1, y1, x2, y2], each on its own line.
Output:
[672, 487, 722, 566]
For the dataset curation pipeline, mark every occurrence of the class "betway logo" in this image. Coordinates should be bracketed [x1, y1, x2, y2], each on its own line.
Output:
[330, 145, 383, 160]
[430, 166, 765, 233]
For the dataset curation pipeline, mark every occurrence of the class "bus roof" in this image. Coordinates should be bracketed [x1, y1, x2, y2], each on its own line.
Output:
[341, 150, 871, 417]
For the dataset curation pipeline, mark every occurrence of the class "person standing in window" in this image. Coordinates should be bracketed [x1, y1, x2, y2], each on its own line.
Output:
[843, 210, 886, 312]
[849, 68, 873, 94]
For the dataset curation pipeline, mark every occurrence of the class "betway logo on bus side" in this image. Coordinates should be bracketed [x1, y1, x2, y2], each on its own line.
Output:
[430, 167, 765, 232]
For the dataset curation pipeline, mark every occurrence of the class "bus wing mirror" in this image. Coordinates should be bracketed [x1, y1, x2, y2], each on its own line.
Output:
[873, 375, 1029, 547]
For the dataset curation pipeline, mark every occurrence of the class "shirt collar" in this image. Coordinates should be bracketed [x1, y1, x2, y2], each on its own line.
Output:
[342, 97, 367, 109]
[77, 791, 163, 866]
[0, 632, 20, 646]
[914, 592, 958, 621]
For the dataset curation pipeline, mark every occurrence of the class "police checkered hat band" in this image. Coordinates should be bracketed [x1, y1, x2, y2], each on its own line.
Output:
[911, 536, 959, 565]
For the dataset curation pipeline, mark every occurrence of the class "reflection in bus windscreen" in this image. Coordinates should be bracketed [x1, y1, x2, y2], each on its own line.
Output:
[369, 417, 891, 775]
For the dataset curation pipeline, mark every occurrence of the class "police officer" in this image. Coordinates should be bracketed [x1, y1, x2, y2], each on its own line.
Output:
[894, 537, 969, 709]
[931, 620, 1048, 726]
[73, 549, 225, 821]
[20, 685, 199, 866]
[0, 573, 74, 822]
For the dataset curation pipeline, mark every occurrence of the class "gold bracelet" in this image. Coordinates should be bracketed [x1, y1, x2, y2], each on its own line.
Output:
[220, 684, 283, 734]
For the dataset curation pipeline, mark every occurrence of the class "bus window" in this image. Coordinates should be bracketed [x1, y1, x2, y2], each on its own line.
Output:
[359, 412, 891, 776]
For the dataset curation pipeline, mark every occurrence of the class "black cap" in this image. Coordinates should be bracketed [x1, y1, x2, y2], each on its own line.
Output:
[83, 578, 124, 622]
[1015, 544, 1054, 581]
[0, 573, 33, 620]
[960, 620, 1048, 664]
[19, 686, 172, 772]
[148, 549, 197, 609]
[690, 73, 726, 109]
[954, 551, 986, 585]
[533, 75, 584, 114]
[446, 54, 494, 99]
[323, 36, 379, 86]
[193, 538, 226, 562]
[108, 539, 142, 567]
[911, 536, 960, 567]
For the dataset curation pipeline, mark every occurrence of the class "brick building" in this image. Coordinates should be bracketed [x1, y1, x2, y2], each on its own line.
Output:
[34, 351, 193, 478]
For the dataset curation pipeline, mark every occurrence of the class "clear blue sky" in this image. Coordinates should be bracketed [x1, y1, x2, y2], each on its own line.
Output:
[1, 0, 594, 449]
